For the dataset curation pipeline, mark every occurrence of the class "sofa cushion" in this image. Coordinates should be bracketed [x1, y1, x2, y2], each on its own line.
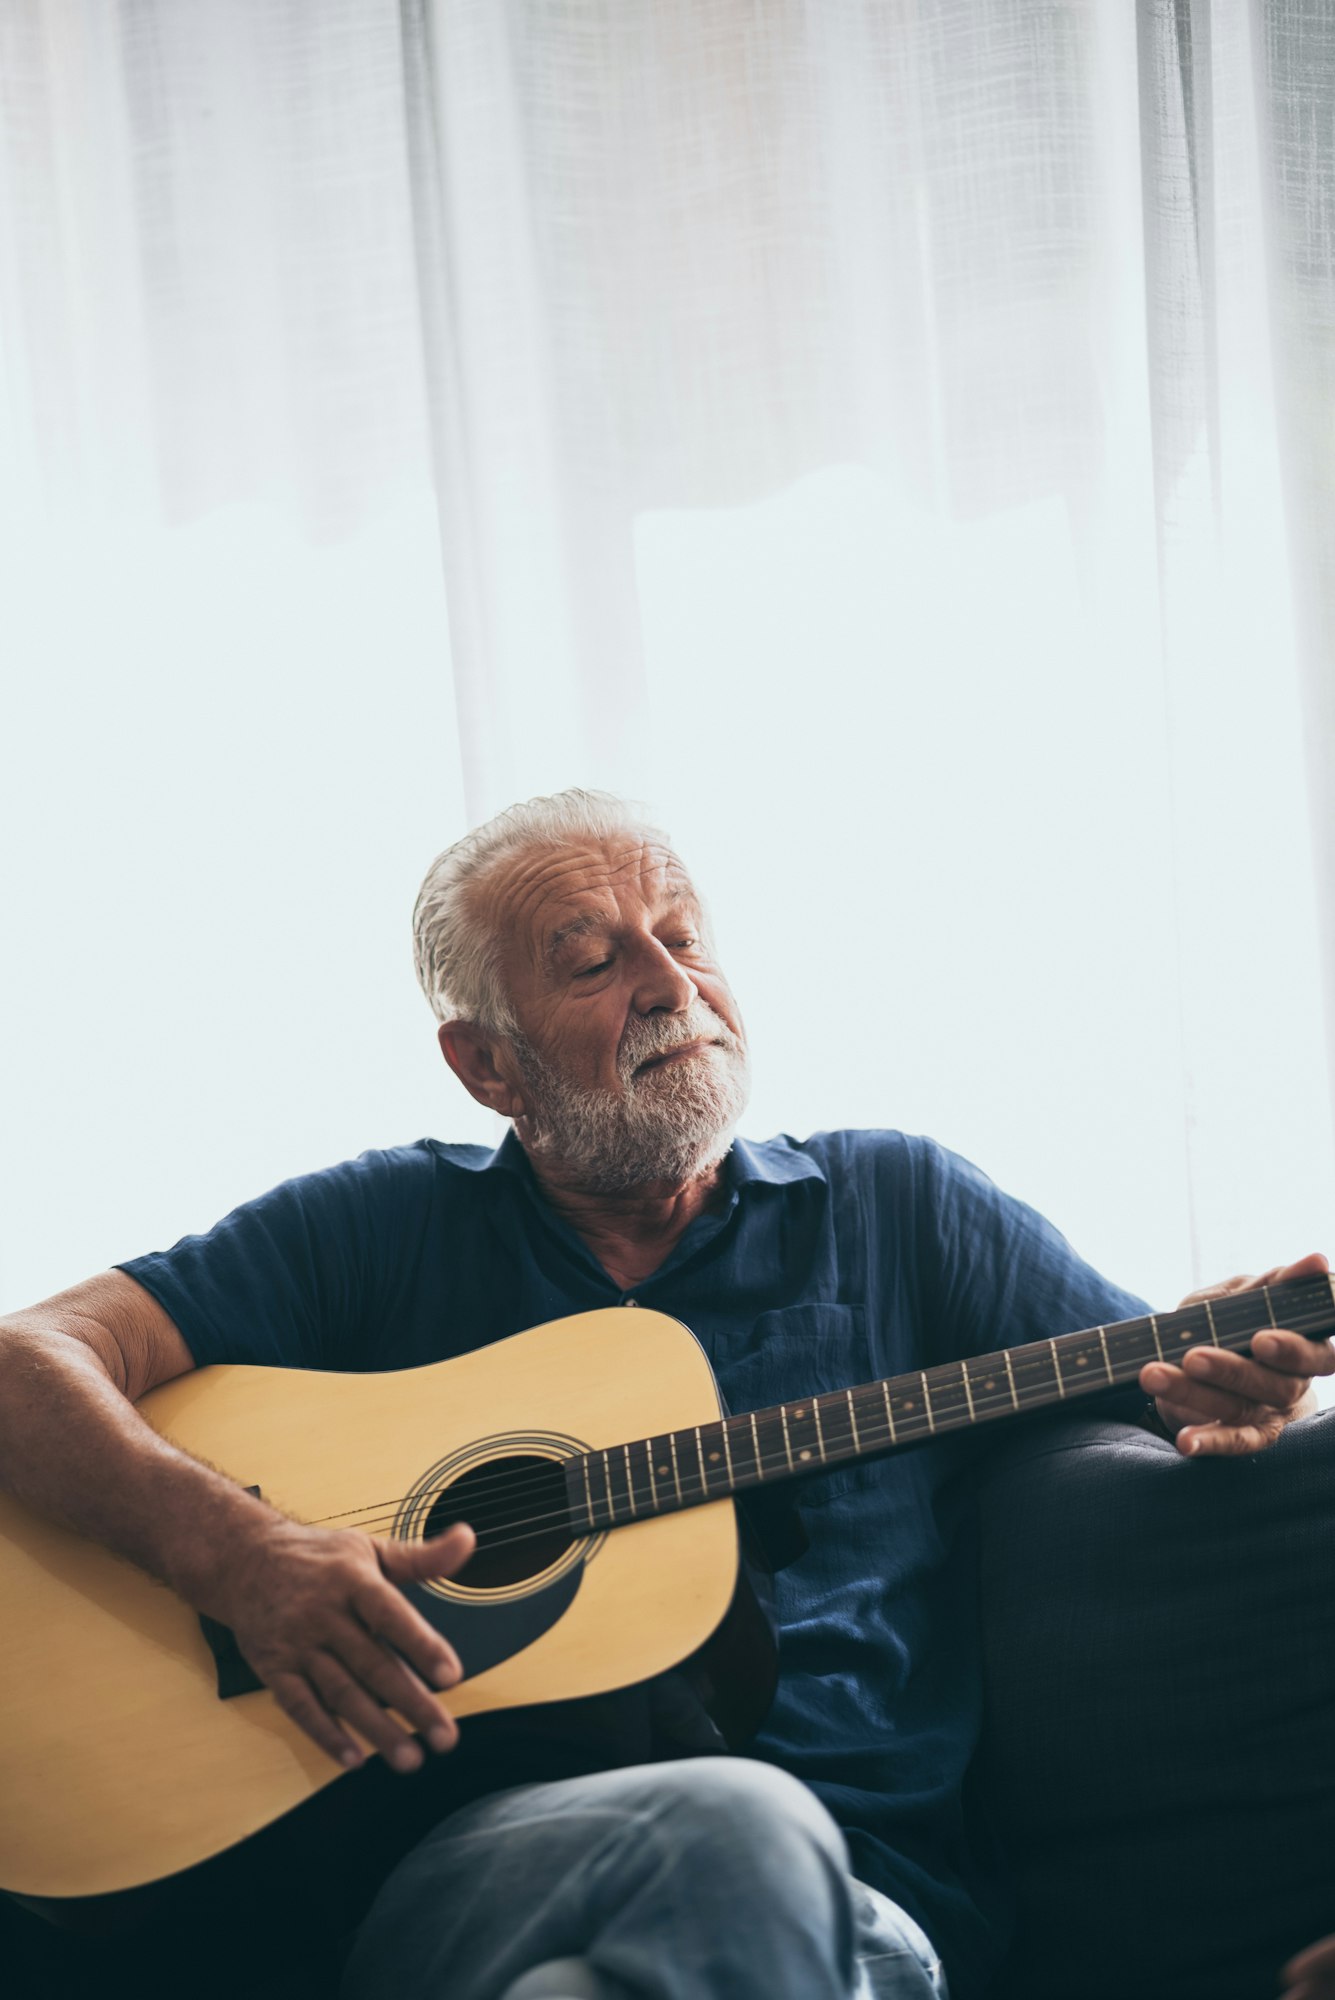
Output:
[976, 1410, 1335, 2000]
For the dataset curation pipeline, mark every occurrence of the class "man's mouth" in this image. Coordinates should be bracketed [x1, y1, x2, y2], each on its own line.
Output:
[635, 1038, 716, 1074]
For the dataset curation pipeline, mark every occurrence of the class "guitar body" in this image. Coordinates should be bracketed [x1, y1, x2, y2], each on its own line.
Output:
[0, 1308, 743, 1900]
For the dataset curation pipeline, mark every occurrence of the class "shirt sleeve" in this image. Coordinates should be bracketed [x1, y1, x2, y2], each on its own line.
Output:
[116, 1146, 438, 1373]
[906, 1136, 1151, 1424]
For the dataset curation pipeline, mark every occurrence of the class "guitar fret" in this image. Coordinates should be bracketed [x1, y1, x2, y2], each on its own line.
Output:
[786, 1400, 817, 1470]
[699, 1425, 728, 1497]
[1169, 1303, 1209, 1353]
[1067, 1336, 1088, 1382]
[1002, 1348, 1019, 1409]
[1049, 1339, 1065, 1397]
[970, 1361, 1005, 1413]
[589, 1449, 614, 1531]
[582, 1280, 1335, 1527]
[567, 1279, 1335, 1529]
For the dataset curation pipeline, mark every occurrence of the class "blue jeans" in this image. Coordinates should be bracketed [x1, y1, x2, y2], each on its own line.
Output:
[341, 1758, 948, 2000]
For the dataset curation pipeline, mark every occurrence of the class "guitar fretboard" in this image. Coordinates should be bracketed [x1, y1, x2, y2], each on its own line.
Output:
[566, 1275, 1335, 1534]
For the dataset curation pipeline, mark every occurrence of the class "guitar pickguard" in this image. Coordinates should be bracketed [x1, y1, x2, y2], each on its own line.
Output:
[200, 1557, 587, 1703]
[198, 1472, 591, 1699]
[402, 1561, 585, 1680]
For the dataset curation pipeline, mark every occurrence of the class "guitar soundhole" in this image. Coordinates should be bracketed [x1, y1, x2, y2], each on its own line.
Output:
[423, 1453, 575, 1589]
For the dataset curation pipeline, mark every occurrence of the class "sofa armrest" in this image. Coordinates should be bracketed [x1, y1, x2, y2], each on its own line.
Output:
[977, 1411, 1335, 2000]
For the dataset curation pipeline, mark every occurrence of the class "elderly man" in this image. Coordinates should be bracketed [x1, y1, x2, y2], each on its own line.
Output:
[0, 788, 1330, 2000]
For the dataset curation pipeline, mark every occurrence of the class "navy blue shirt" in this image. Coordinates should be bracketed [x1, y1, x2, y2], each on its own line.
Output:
[121, 1129, 1147, 1999]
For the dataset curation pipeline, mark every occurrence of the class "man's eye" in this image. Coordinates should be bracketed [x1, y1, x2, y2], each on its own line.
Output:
[575, 959, 613, 979]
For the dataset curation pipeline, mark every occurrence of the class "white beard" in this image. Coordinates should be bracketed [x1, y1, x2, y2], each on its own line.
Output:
[511, 1002, 751, 1193]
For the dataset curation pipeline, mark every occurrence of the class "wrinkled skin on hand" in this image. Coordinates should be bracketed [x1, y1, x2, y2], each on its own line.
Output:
[1141, 1252, 1334, 1456]
[1281, 1932, 1335, 2000]
[203, 1514, 476, 1773]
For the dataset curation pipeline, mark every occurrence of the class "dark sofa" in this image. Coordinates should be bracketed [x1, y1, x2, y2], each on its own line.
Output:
[6, 1411, 1333, 1998]
[978, 1410, 1335, 1999]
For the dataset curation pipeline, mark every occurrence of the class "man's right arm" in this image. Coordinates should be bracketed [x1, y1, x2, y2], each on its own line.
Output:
[0, 1275, 473, 1773]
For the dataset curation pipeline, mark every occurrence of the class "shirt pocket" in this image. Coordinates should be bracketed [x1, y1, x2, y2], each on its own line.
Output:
[715, 1303, 879, 1507]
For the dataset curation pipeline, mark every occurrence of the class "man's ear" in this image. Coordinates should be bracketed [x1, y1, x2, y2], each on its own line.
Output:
[437, 1021, 527, 1120]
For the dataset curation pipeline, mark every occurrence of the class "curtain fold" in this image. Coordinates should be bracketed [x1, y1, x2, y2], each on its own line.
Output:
[1260, 0, 1335, 1100]
[3, 0, 1333, 1310]
[0, 0, 477, 1312]
[403, 0, 1335, 1292]
[0, 0, 432, 535]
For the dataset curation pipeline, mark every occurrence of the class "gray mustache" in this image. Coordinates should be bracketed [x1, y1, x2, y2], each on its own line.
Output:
[617, 1006, 740, 1074]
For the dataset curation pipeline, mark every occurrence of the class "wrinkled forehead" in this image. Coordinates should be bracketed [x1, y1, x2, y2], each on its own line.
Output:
[484, 837, 701, 974]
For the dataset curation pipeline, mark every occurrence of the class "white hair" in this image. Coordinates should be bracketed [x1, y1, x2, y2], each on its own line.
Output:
[412, 788, 673, 1033]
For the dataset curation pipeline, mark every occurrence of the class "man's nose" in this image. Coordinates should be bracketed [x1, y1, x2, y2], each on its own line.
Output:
[631, 938, 698, 1014]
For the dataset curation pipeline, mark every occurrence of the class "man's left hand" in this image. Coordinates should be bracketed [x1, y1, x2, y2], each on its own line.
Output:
[1141, 1252, 1334, 1456]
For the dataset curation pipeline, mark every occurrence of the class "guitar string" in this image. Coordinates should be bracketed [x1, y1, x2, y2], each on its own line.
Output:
[310, 1301, 1335, 1541]
[327, 1332, 1335, 1567]
[331, 1307, 1335, 1545]
[312, 1291, 1335, 1532]
[302, 1306, 1335, 1550]
[303, 1301, 1335, 1540]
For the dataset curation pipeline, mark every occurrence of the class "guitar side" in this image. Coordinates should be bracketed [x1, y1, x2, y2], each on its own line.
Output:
[0, 1308, 739, 1899]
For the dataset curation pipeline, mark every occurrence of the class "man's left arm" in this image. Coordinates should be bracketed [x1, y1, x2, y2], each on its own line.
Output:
[1141, 1251, 1335, 1455]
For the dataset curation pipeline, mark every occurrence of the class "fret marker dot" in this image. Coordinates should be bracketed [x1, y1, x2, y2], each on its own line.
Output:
[794, 1407, 805, 1418]
[799, 1448, 812, 1460]
[1076, 1355, 1088, 1367]
[657, 1465, 668, 1477]
[904, 1399, 915, 1410]
[709, 1451, 720, 1463]
[984, 1378, 995, 1390]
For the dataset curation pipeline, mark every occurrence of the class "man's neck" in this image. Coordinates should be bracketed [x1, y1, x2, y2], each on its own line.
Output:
[525, 1155, 729, 1292]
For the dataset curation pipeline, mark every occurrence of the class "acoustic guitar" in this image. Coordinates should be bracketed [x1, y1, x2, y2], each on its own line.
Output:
[1, 1274, 1331, 1902]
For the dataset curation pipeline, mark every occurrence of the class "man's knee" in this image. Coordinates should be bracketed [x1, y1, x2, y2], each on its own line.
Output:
[633, 1757, 849, 1885]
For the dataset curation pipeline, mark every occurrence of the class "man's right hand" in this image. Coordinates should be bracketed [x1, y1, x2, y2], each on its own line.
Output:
[0, 1273, 476, 1774]
[199, 1515, 476, 1773]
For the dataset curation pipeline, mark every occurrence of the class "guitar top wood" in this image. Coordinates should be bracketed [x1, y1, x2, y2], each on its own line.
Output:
[0, 1309, 738, 1898]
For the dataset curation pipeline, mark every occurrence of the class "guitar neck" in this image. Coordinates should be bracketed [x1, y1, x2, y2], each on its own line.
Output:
[568, 1275, 1335, 1534]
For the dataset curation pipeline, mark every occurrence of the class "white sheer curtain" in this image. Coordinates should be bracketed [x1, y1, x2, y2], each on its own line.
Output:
[405, 0, 1335, 1306]
[0, 0, 486, 1307]
[2, 0, 1333, 1333]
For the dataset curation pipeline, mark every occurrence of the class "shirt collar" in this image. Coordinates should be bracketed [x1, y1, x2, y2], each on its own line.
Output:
[725, 1133, 826, 1190]
[478, 1126, 825, 1194]
[481, 1128, 535, 1178]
